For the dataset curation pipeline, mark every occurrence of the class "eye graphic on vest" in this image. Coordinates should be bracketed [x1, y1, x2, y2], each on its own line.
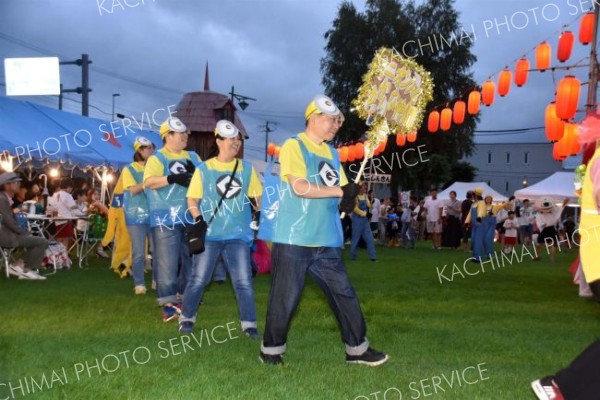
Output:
[216, 175, 243, 199]
[169, 161, 187, 175]
[318, 161, 340, 187]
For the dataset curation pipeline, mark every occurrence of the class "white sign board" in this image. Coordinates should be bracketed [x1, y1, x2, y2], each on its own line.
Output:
[4, 57, 60, 96]
[363, 174, 391, 184]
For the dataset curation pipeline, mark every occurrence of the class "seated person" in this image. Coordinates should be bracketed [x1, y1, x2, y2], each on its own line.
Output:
[0, 172, 48, 280]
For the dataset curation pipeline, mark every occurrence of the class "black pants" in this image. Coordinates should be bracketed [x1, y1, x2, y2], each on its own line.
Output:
[555, 339, 600, 400]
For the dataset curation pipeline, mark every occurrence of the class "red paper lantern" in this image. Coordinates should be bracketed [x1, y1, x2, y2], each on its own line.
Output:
[497, 68, 511, 97]
[553, 142, 566, 161]
[339, 146, 349, 163]
[428, 111, 440, 133]
[544, 102, 565, 142]
[355, 142, 364, 160]
[536, 41, 551, 72]
[467, 90, 481, 115]
[453, 101, 466, 124]
[555, 75, 581, 120]
[555, 137, 569, 160]
[407, 131, 417, 143]
[274, 146, 281, 158]
[396, 133, 406, 147]
[557, 30, 574, 62]
[440, 107, 452, 131]
[267, 143, 276, 156]
[481, 80, 495, 106]
[579, 12, 595, 45]
[347, 145, 356, 162]
[563, 122, 581, 156]
[514, 58, 530, 87]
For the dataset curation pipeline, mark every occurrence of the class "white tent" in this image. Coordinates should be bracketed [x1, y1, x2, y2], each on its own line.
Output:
[514, 171, 577, 203]
[437, 181, 508, 201]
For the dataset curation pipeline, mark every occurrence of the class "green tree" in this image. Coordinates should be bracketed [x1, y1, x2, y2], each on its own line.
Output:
[321, 0, 478, 193]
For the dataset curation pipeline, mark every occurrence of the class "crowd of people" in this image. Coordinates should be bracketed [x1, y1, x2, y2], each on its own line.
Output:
[344, 187, 576, 264]
[3, 93, 585, 374]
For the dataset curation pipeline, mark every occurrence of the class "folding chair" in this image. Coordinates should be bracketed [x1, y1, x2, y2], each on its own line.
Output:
[0, 215, 16, 278]
[77, 214, 109, 268]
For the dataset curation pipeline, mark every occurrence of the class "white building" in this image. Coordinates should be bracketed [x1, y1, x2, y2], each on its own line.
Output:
[462, 128, 569, 196]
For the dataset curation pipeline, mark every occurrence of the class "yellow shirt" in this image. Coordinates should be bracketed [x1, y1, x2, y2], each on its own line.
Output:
[122, 162, 145, 190]
[143, 148, 195, 184]
[187, 158, 262, 199]
[279, 132, 348, 185]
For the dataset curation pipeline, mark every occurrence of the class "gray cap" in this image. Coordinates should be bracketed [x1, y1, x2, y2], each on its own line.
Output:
[0, 172, 22, 186]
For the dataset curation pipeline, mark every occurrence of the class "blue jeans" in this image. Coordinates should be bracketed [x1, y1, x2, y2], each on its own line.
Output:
[127, 224, 153, 287]
[213, 256, 227, 282]
[401, 221, 416, 248]
[152, 226, 191, 306]
[181, 239, 257, 329]
[261, 244, 369, 356]
[350, 215, 376, 260]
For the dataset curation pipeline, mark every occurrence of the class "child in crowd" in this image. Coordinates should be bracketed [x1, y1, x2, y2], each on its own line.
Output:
[502, 211, 518, 254]
[386, 205, 400, 247]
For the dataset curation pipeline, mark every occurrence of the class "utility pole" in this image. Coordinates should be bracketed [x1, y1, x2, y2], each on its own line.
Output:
[259, 121, 277, 161]
[59, 53, 92, 116]
[586, 6, 599, 118]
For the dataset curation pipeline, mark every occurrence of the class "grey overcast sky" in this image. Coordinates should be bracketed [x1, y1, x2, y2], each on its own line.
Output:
[0, 0, 597, 163]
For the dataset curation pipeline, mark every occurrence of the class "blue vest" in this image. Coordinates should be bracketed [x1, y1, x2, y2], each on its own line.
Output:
[123, 163, 150, 225]
[146, 150, 201, 229]
[270, 137, 343, 247]
[198, 160, 253, 243]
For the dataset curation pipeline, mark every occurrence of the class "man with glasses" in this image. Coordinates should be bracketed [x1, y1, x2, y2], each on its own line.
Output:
[259, 95, 388, 366]
[144, 117, 201, 322]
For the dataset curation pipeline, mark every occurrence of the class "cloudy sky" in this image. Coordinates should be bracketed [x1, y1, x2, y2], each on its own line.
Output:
[0, 0, 597, 163]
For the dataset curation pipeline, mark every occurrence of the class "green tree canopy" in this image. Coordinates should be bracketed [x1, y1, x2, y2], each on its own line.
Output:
[321, 0, 478, 194]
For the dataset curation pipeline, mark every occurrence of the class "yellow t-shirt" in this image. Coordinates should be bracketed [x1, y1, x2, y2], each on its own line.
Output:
[143, 148, 195, 184]
[122, 162, 145, 190]
[187, 158, 262, 199]
[279, 132, 348, 185]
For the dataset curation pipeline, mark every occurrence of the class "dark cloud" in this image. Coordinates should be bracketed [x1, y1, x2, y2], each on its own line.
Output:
[0, 0, 596, 162]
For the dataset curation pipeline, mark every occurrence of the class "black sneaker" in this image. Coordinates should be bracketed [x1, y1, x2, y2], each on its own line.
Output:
[243, 327, 261, 340]
[531, 376, 564, 400]
[346, 347, 389, 366]
[259, 352, 284, 365]
[179, 321, 194, 334]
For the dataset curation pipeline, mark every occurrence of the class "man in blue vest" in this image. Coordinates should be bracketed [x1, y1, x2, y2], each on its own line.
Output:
[259, 95, 389, 366]
[144, 117, 201, 322]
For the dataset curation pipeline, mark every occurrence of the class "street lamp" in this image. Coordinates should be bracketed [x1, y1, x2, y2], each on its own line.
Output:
[522, 179, 528, 187]
[112, 93, 120, 121]
[229, 86, 256, 111]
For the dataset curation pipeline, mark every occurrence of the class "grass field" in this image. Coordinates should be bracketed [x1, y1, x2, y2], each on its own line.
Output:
[1, 242, 598, 400]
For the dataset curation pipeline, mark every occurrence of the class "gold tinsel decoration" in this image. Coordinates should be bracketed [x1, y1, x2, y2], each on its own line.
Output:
[353, 47, 434, 157]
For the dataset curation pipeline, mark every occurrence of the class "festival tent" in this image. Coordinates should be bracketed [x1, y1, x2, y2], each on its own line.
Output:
[514, 171, 577, 204]
[0, 96, 161, 169]
[437, 181, 508, 202]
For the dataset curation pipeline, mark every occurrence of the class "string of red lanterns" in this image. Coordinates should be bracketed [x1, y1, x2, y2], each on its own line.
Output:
[422, 10, 594, 160]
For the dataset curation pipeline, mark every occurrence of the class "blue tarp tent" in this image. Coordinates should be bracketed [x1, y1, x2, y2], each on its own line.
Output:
[0, 96, 161, 169]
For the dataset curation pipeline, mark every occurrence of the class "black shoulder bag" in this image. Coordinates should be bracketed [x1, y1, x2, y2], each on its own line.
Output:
[186, 159, 239, 255]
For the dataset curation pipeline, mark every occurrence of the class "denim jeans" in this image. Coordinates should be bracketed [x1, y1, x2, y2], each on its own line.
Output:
[350, 215, 376, 260]
[152, 225, 191, 306]
[181, 239, 257, 329]
[213, 256, 227, 282]
[127, 224, 153, 287]
[401, 221, 416, 248]
[261, 243, 369, 356]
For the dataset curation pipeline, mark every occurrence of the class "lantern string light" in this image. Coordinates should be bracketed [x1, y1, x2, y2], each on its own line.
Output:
[426, 9, 594, 114]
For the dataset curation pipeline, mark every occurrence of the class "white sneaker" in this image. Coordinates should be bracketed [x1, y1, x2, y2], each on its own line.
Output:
[96, 247, 110, 258]
[134, 285, 147, 295]
[19, 270, 46, 280]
